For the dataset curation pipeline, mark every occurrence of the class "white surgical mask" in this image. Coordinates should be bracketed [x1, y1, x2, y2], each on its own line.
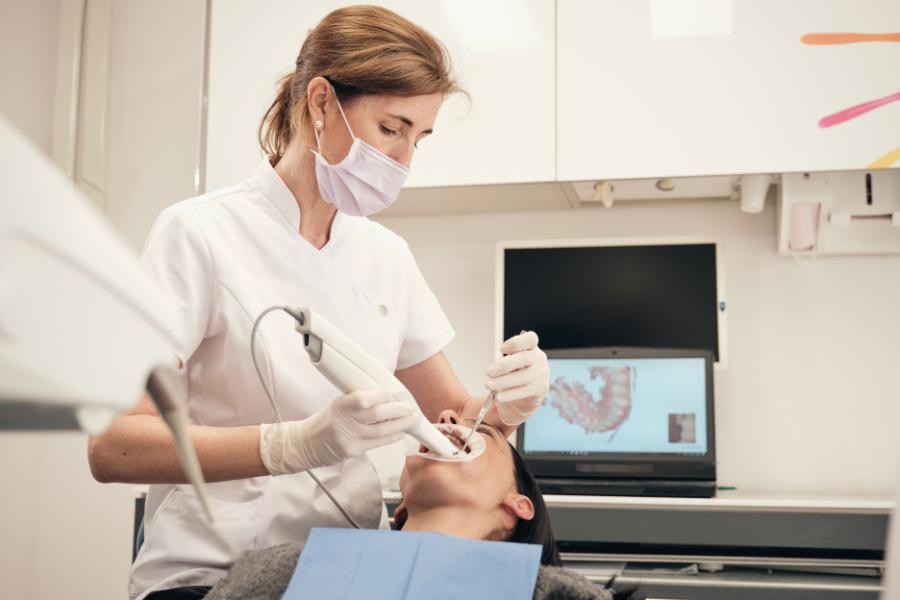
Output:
[311, 88, 410, 217]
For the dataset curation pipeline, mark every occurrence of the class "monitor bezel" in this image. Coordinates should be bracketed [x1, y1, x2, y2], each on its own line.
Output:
[516, 346, 717, 482]
[496, 236, 728, 368]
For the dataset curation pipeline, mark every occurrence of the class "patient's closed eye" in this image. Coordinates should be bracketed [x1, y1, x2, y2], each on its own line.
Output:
[476, 424, 500, 440]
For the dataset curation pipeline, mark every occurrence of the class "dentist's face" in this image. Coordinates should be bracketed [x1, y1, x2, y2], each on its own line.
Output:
[308, 76, 442, 168]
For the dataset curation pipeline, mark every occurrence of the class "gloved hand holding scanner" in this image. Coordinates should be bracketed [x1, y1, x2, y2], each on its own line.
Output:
[256, 307, 458, 478]
[255, 309, 549, 476]
[259, 389, 418, 475]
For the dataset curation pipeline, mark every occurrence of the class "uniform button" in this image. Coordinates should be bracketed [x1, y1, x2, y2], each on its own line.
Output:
[378, 304, 388, 316]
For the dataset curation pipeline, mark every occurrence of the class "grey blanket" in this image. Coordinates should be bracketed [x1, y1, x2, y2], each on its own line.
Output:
[206, 543, 613, 600]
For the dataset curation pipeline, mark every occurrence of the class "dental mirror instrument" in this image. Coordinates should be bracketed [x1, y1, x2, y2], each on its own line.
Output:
[458, 390, 495, 455]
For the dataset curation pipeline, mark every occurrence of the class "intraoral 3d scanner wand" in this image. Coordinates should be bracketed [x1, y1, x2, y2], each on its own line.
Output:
[293, 308, 457, 457]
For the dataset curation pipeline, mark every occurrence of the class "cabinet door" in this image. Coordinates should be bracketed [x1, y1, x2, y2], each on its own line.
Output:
[206, 0, 555, 191]
[71, 0, 207, 249]
[557, 0, 900, 181]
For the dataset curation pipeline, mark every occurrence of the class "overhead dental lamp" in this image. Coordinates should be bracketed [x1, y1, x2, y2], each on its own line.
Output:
[0, 117, 211, 518]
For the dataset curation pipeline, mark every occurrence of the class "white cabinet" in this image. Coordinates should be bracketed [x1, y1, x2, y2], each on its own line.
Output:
[55, 0, 207, 249]
[557, 0, 900, 181]
[206, 0, 555, 191]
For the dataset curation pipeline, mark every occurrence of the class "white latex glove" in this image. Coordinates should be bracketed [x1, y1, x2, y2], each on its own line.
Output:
[485, 331, 550, 427]
[259, 389, 417, 476]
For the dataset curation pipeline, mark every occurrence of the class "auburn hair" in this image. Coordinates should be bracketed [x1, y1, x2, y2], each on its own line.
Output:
[259, 4, 460, 165]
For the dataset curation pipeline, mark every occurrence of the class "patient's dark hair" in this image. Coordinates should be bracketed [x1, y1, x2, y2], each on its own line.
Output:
[506, 442, 561, 566]
[508, 442, 643, 600]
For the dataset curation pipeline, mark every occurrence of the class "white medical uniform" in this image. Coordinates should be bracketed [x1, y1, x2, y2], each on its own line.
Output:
[129, 160, 454, 599]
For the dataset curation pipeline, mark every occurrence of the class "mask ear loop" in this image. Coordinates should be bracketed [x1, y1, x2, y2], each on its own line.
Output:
[310, 83, 356, 156]
[330, 84, 356, 140]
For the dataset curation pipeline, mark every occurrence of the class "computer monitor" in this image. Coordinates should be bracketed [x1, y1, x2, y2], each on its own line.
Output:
[517, 347, 716, 483]
[498, 238, 727, 365]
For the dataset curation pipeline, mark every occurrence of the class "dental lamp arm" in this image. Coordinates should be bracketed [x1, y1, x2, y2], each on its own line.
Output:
[145, 367, 213, 520]
[0, 117, 214, 519]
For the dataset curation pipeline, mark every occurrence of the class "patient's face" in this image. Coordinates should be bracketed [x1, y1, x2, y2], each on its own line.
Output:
[399, 416, 517, 512]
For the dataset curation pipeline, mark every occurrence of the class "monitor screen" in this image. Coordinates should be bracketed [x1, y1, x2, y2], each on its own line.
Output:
[503, 243, 722, 361]
[522, 356, 709, 457]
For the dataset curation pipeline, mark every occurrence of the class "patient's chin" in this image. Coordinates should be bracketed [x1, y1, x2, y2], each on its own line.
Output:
[402, 457, 462, 497]
[404, 453, 448, 474]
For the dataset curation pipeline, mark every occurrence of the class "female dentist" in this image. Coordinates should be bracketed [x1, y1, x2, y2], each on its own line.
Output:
[88, 5, 550, 600]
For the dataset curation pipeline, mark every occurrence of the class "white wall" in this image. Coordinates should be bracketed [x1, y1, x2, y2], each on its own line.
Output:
[376, 200, 900, 496]
[1, 2, 138, 599]
[0, 0, 59, 152]
[75, 0, 207, 250]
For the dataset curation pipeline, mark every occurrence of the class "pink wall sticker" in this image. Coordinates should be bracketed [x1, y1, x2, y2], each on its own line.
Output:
[802, 31, 899, 166]
[818, 91, 900, 128]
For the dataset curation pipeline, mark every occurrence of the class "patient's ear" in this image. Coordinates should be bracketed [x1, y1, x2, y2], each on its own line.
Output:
[502, 493, 535, 521]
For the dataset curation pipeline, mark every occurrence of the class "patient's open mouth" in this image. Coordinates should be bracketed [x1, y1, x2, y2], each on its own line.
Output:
[419, 429, 471, 454]
[407, 424, 485, 462]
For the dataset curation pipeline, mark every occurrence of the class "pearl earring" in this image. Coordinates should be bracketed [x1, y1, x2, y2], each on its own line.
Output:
[315, 120, 323, 129]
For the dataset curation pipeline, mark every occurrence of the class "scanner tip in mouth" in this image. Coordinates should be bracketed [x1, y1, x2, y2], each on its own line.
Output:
[419, 438, 471, 455]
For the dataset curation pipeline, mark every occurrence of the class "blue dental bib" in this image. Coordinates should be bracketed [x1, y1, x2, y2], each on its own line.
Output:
[283, 528, 542, 600]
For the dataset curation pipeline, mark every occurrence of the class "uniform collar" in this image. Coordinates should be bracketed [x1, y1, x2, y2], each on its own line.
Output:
[252, 159, 345, 245]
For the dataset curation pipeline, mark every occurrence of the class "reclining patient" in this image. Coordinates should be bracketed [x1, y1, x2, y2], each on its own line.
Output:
[206, 410, 641, 600]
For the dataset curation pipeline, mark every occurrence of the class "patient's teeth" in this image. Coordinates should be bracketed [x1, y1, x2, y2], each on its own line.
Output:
[414, 426, 486, 462]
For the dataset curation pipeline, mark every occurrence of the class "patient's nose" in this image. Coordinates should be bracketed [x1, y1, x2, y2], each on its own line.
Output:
[437, 409, 460, 425]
